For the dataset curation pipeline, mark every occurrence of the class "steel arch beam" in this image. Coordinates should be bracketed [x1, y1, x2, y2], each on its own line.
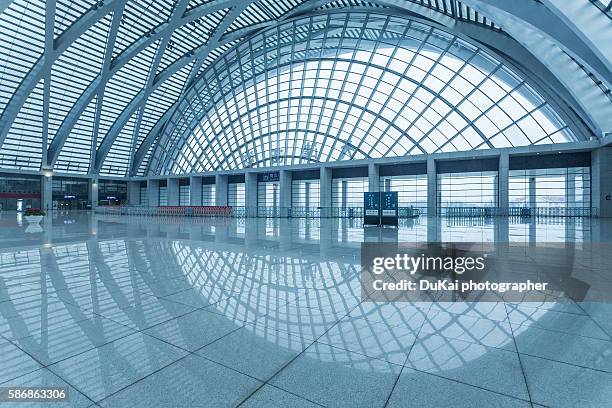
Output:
[459, 0, 611, 88]
[126, 0, 192, 173]
[198, 130, 368, 172]
[92, 0, 252, 173]
[138, 5, 602, 177]
[156, 94, 430, 174]
[0, 0, 124, 149]
[4, 0, 240, 158]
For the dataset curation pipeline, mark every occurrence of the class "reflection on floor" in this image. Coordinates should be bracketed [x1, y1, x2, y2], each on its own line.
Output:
[0, 211, 611, 407]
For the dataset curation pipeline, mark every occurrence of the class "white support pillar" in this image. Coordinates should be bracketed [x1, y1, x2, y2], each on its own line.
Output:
[427, 157, 436, 216]
[89, 178, 99, 209]
[167, 178, 179, 206]
[320, 167, 332, 218]
[499, 152, 509, 216]
[368, 163, 379, 192]
[245, 172, 258, 217]
[190, 176, 202, 206]
[215, 174, 228, 206]
[42, 174, 53, 211]
[127, 181, 141, 205]
[280, 170, 292, 217]
[148, 179, 159, 207]
[592, 147, 612, 217]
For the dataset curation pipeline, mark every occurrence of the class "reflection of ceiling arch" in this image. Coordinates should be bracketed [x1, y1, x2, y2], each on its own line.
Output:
[149, 12, 579, 175]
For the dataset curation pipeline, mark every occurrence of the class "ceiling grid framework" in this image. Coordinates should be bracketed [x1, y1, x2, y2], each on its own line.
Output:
[149, 12, 579, 175]
[0, 0, 609, 177]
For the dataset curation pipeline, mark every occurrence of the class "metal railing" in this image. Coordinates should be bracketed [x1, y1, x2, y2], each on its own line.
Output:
[508, 207, 594, 218]
[95, 205, 594, 218]
[440, 207, 501, 217]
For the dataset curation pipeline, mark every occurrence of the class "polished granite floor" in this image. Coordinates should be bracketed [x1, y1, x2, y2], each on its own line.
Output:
[1, 211, 611, 407]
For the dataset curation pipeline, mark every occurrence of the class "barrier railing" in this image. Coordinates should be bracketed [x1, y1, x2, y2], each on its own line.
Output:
[508, 207, 593, 218]
[440, 207, 501, 217]
[95, 205, 593, 218]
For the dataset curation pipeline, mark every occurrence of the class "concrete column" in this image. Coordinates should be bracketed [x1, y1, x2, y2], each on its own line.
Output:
[592, 147, 612, 217]
[148, 179, 159, 207]
[89, 178, 99, 209]
[368, 163, 379, 192]
[426, 215, 441, 243]
[245, 172, 258, 217]
[528, 176, 537, 209]
[167, 178, 179, 206]
[320, 167, 332, 218]
[566, 172, 576, 215]
[280, 170, 292, 217]
[215, 174, 228, 206]
[190, 176, 202, 206]
[499, 152, 509, 216]
[42, 175, 53, 211]
[127, 181, 141, 205]
[427, 157, 436, 216]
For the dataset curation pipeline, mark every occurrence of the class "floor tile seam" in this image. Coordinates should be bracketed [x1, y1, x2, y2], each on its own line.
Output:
[504, 302, 587, 317]
[426, 308, 509, 323]
[383, 301, 438, 408]
[143, 322, 247, 356]
[516, 350, 612, 375]
[503, 302, 534, 405]
[90, 349, 200, 405]
[235, 299, 367, 407]
[262, 383, 328, 407]
[156, 293, 234, 310]
[505, 303, 590, 318]
[571, 301, 612, 339]
[84, 302, 203, 332]
[0, 352, 98, 406]
[43, 363, 110, 406]
[408, 328, 519, 354]
[0, 311, 133, 343]
[37, 328, 141, 368]
[507, 320, 612, 342]
[4, 327, 140, 375]
[391, 359, 534, 406]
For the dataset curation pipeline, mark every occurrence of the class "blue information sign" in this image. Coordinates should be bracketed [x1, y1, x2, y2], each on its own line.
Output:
[363, 192, 380, 226]
[380, 191, 398, 227]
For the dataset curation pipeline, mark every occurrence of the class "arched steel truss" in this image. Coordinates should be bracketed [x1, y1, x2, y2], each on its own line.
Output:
[0, 0, 610, 176]
[148, 12, 578, 174]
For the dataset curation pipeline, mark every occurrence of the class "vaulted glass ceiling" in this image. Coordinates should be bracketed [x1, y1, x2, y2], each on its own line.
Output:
[0, 0, 609, 177]
[149, 12, 575, 174]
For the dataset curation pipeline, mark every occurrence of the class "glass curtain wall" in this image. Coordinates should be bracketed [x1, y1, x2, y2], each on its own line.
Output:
[159, 186, 168, 206]
[291, 179, 320, 217]
[228, 183, 245, 207]
[179, 185, 190, 206]
[202, 184, 216, 206]
[158, 12, 575, 176]
[139, 186, 148, 206]
[257, 182, 280, 217]
[509, 167, 591, 216]
[438, 171, 498, 216]
[380, 175, 427, 216]
[332, 177, 367, 218]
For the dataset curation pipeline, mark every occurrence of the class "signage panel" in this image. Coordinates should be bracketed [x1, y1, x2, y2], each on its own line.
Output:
[380, 191, 398, 227]
[363, 192, 380, 226]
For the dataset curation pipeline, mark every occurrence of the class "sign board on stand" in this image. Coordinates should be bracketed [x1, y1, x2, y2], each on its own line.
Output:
[363, 192, 380, 226]
[380, 191, 398, 227]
